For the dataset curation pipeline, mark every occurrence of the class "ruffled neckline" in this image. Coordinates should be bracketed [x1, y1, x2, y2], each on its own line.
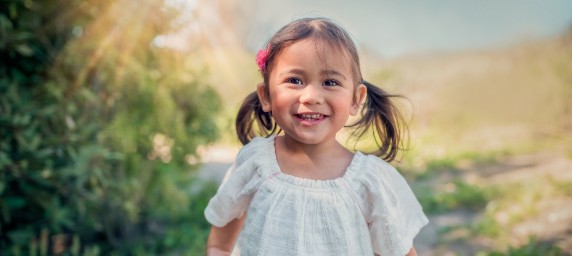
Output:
[258, 135, 364, 189]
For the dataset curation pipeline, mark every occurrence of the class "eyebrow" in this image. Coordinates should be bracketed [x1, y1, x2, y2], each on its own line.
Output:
[281, 68, 347, 80]
[321, 69, 347, 80]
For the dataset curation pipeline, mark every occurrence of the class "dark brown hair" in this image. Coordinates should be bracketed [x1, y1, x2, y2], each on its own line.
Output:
[235, 17, 407, 162]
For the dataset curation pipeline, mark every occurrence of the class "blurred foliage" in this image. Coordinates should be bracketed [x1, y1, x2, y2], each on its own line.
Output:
[1, 0, 220, 254]
[478, 237, 563, 256]
[416, 179, 491, 214]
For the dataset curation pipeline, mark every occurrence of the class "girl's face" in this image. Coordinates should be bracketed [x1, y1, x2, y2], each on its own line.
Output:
[258, 38, 366, 146]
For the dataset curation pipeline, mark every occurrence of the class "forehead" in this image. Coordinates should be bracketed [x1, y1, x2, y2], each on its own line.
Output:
[274, 38, 354, 74]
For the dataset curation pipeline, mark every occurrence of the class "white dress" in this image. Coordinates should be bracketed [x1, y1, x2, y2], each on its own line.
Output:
[204, 135, 428, 256]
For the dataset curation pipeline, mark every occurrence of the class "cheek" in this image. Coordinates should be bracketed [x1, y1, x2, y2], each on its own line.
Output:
[340, 95, 358, 115]
[269, 90, 292, 112]
[271, 94, 292, 111]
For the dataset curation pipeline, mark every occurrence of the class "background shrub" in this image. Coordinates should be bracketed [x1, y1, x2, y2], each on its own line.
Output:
[0, 0, 220, 254]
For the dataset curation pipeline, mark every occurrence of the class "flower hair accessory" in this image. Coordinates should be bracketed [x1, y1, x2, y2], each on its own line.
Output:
[256, 48, 270, 74]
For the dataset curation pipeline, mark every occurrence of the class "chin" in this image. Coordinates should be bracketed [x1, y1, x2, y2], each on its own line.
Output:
[289, 133, 336, 145]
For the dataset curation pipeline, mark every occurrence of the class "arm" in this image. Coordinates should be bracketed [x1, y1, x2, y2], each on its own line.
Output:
[374, 246, 417, 256]
[406, 247, 418, 256]
[206, 214, 246, 256]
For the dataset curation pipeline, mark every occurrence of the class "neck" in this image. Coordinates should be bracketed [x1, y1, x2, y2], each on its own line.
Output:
[275, 135, 353, 180]
[280, 135, 343, 158]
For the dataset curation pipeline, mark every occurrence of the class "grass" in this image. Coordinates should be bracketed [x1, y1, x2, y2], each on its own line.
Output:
[424, 172, 572, 254]
[413, 144, 572, 252]
[402, 148, 506, 180]
[477, 237, 563, 256]
[416, 179, 492, 214]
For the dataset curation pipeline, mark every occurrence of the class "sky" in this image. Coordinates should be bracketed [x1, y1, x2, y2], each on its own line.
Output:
[246, 0, 572, 58]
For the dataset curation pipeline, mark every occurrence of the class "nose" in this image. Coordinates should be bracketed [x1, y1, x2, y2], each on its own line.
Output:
[299, 84, 323, 105]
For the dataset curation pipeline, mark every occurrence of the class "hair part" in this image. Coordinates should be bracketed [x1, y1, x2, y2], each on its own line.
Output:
[235, 17, 408, 162]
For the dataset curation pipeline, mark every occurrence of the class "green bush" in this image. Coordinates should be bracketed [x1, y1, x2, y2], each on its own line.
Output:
[1, 0, 220, 254]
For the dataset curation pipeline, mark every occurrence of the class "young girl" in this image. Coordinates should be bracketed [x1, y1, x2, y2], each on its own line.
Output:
[204, 17, 428, 256]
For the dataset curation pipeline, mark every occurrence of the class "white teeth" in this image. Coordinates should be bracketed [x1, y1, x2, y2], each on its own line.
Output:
[298, 114, 323, 120]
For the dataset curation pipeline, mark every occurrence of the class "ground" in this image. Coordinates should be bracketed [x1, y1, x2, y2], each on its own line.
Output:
[414, 151, 572, 255]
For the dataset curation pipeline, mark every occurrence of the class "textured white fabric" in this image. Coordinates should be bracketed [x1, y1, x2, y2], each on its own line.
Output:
[204, 135, 428, 256]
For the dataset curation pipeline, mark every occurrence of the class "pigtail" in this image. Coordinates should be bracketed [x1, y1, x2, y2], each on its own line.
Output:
[348, 81, 408, 162]
[235, 91, 279, 145]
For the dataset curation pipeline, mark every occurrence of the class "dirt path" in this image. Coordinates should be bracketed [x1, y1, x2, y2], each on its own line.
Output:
[198, 148, 572, 255]
[414, 152, 572, 255]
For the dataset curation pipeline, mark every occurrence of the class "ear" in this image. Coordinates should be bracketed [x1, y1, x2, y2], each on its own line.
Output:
[351, 83, 367, 116]
[256, 82, 272, 112]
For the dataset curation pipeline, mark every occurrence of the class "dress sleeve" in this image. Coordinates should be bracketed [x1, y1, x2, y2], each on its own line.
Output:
[203, 138, 265, 227]
[358, 156, 429, 256]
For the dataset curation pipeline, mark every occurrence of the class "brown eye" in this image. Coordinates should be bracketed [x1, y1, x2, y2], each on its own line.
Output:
[323, 79, 340, 87]
[286, 77, 303, 85]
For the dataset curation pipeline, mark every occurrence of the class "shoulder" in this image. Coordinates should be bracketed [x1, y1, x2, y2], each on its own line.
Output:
[215, 136, 275, 192]
[362, 154, 412, 191]
[352, 156, 428, 255]
[235, 135, 274, 165]
[352, 153, 402, 181]
[229, 135, 276, 179]
[347, 153, 414, 209]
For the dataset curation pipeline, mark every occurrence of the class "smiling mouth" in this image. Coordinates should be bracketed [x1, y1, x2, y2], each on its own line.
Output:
[295, 113, 328, 121]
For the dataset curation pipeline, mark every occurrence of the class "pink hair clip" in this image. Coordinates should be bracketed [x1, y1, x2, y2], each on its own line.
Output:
[256, 48, 270, 74]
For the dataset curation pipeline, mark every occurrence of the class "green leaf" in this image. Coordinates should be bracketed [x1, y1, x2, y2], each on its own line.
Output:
[0, 151, 13, 169]
[0, 14, 13, 31]
[5, 196, 26, 209]
[13, 31, 34, 42]
[16, 44, 34, 56]
[8, 3, 18, 19]
[28, 134, 41, 151]
[8, 229, 34, 245]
